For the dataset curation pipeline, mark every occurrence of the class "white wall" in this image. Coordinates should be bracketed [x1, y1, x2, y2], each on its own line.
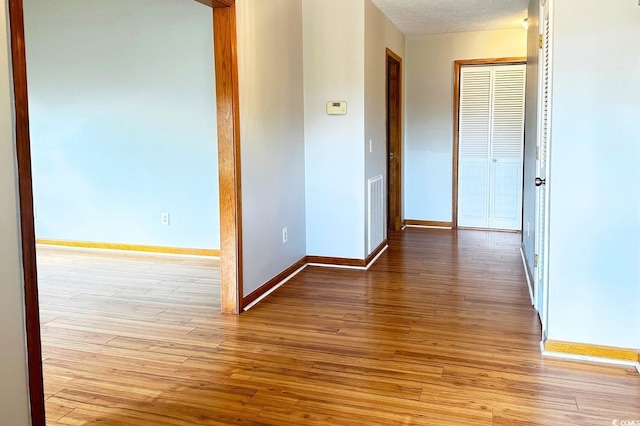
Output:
[404, 29, 527, 222]
[23, 0, 220, 250]
[0, 1, 32, 423]
[304, 0, 403, 259]
[385, 19, 405, 59]
[546, 0, 640, 349]
[303, 0, 366, 259]
[236, 0, 307, 295]
[364, 0, 405, 253]
[364, 0, 386, 253]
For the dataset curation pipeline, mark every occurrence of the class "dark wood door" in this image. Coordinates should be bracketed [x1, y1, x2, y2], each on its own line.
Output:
[386, 50, 402, 231]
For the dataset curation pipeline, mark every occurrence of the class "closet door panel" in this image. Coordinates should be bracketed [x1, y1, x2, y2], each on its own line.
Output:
[489, 64, 525, 230]
[458, 66, 491, 228]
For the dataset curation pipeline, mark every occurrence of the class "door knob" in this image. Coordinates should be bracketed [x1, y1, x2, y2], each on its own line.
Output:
[535, 177, 546, 187]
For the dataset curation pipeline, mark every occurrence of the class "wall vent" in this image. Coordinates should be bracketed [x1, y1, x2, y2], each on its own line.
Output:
[368, 175, 384, 254]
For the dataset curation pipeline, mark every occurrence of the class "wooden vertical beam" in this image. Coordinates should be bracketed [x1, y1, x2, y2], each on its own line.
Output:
[7, 0, 46, 424]
[213, 4, 243, 313]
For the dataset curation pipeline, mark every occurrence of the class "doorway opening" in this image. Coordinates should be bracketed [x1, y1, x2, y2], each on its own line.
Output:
[386, 48, 402, 232]
[9, 0, 242, 423]
[452, 57, 527, 231]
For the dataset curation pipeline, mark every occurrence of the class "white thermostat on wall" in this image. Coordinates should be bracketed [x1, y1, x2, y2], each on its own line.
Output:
[326, 101, 347, 115]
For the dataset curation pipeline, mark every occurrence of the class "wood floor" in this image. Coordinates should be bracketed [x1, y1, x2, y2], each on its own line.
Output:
[38, 229, 640, 425]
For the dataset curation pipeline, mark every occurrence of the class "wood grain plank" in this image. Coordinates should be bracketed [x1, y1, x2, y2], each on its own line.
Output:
[37, 229, 640, 424]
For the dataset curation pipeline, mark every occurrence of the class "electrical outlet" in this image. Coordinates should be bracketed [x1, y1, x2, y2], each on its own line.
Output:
[282, 227, 288, 244]
[369, 139, 373, 153]
[161, 213, 170, 225]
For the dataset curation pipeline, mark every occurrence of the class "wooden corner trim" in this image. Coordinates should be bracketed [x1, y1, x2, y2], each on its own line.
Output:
[242, 257, 307, 308]
[404, 220, 453, 228]
[36, 239, 220, 257]
[386, 48, 402, 63]
[545, 340, 640, 362]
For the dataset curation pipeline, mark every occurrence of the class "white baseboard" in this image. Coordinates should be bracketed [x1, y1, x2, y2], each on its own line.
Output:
[519, 246, 534, 306]
[243, 264, 307, 311]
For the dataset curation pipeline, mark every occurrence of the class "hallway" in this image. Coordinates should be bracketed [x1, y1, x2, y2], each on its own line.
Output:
[38, 229, 640, 425]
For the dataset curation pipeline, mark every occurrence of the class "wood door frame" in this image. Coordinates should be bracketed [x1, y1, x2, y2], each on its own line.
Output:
[386, 48, 403, 231]
[452, 57, 527, 229]
[8, 0, 242, 423]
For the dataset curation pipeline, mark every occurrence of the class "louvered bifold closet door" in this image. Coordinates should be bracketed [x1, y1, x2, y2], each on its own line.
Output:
[458, 64, 526, 230]
[490, 65, 526, 230]
[458, 67, 492, 228]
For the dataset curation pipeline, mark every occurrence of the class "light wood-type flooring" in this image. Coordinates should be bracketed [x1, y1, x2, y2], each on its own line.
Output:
[37, 229, 640, 425]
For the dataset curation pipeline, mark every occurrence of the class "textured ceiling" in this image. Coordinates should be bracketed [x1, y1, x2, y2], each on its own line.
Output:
[371, 0, 529, 35]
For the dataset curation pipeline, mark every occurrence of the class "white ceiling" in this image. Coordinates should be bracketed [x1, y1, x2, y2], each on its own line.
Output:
[371, 0, 529, 36]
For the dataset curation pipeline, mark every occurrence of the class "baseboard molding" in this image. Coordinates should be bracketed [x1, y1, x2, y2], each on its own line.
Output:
[306, 255, 367, 268]
[307, 240, 388, 271]
[404, 220, 452, 229]
[242, 257, 307, 310]
[457, 226, 521, 233]
[544, 340, 640, 363]
[36, 239, 220, 257]
[243, 242, 389, 310]
[519, 244, 535, 306]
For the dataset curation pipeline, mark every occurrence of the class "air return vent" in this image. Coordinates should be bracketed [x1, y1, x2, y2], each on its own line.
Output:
[368, 175, 384, 254]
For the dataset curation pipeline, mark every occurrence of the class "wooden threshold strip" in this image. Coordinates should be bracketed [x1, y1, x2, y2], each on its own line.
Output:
[545, 340, 640, 362]
[36, 239, 220, 257]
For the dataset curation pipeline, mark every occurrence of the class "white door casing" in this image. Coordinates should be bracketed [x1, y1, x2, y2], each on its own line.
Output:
[535, 0, 553, 339]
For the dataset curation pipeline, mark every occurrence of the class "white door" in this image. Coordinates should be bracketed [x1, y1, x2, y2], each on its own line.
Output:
[535, 0, 553, 338]
[458, 64, 526, 230]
